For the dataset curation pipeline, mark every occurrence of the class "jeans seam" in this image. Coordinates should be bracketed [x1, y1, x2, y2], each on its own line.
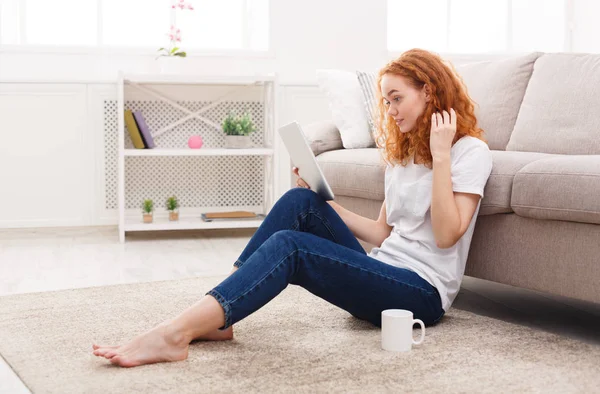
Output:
[237, 245, 436, 299]
[230, 249, 299, 305]
[225, 248, 438, 328]
[237, 201, 340, 269]
[297, 248, 438, 297]
[237, 210, 312, 269]
[297, 209, 339, 243]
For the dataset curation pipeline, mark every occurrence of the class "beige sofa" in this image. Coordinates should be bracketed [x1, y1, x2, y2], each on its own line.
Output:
[303, 52, 600, 305]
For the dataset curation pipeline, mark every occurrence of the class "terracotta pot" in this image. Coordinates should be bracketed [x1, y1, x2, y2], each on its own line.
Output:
[169, 211, 179, 221]
[143, 213, 153, 223]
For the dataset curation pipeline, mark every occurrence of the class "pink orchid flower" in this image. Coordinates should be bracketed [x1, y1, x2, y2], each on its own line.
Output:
[166, 25, 182, 42]
[172, 0, 193, 10]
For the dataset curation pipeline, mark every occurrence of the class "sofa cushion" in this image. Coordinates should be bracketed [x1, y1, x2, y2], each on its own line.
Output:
[316, 69, 376, 149]
[511, 155, 600, 225]
[455, 52, 541, 151]
[316, 149, 386, 200]
[356, 70, 378, 133]
[316, 148, 557, 217]
[480, 151, 553, 215]
[507, 53, 600, 154]
[303, 120, 344, 156]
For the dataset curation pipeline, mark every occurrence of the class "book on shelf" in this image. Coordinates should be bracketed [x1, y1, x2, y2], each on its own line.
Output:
[133, 110, 156, 149]
[200, 211, 266, 222]
[124, 109, 146, 149]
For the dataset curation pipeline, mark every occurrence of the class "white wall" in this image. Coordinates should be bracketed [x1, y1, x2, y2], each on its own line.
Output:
[0, 0, 387, 84]
[2, 0, 600, 229]
[571, 0, 600, 53]
[0, 0, 387, 229]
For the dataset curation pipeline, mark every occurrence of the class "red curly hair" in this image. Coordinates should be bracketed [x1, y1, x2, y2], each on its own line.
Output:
[373, 48, 487, 169]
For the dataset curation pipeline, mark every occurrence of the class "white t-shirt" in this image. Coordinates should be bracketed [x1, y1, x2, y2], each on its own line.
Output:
[367, 136, 493, 312]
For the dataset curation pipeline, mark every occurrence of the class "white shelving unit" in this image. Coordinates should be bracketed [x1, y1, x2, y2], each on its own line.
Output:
[117, 72, 279, 242]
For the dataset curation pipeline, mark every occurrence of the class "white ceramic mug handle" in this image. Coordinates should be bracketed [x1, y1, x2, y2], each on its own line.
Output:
[412, 319, 425, 345]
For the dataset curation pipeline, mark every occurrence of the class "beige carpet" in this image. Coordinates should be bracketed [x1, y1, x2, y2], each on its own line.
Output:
[0, 275, 599, 394]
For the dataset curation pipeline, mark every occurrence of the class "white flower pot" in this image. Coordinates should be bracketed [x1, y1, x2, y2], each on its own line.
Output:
[157, 56, 183, 74]
[224, 135, 253, 149]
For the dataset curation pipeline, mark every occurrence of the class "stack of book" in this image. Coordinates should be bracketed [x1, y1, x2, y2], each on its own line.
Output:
[124, 110, 156, 149]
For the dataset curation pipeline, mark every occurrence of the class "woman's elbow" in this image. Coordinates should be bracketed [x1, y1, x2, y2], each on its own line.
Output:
[435, 237, 457, 249]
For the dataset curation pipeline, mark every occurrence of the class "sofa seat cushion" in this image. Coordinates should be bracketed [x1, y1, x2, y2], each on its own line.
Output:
[316, 148, 557, 216]
[481, 151, 553, 215]
[316, 149, 386, 200]
[511, 155, 600, 225]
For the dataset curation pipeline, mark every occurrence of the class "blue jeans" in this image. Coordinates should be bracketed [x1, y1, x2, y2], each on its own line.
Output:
[205, 188, 445, 330]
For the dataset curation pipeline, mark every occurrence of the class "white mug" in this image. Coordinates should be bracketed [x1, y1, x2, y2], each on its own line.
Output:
[381, 309, 425, 352]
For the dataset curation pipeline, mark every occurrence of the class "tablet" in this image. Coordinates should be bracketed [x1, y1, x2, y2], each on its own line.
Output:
[279, 121, 335, 201]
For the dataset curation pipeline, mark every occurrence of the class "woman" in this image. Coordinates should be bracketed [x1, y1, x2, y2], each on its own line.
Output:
[92, 48, 493, 368]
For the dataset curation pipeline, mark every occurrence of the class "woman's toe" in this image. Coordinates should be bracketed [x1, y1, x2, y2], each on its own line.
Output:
[93, 344, 117, 350]
[105, 350, 118, 359]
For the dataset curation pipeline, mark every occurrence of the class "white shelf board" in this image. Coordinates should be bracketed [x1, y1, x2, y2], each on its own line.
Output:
[124, 148, 274, 157]
[123, 73, 276, 85]
[124, 215, 264, 231]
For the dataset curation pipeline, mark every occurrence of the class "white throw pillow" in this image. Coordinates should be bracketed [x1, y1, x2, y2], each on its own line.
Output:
[316, 69, 375, 149]
[356, 70, 378, 134]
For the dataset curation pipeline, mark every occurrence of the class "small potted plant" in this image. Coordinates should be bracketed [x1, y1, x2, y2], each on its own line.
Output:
[142, 199, 154, 223]
[166, 195, 180, 221]
[222, 110, 257, 148]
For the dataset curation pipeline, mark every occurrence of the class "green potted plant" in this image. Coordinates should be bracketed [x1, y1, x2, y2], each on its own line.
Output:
[222, 110, 257, 148]
[142, 199, 154, 223]
[166, 195, 180, 221]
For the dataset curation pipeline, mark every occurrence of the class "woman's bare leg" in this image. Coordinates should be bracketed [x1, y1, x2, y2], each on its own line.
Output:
[194, 267, 237, 340]
[92, 267, 238, 368]
[93, 292, 229, 367]
[92, 266, 237, 352]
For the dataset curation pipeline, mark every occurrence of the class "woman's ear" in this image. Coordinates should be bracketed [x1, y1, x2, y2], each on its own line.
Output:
[423, 85, 431, 103]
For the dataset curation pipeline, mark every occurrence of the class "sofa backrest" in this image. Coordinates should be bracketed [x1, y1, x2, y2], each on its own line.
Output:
[506, 53, 600, 155]
[455, 52, 541, 151]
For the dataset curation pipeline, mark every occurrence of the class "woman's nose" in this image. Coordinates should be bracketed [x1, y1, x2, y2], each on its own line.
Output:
[387, 105, 397, 117]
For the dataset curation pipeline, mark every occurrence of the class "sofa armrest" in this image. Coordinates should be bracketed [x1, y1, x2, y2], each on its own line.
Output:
[303, 120, 344, 156]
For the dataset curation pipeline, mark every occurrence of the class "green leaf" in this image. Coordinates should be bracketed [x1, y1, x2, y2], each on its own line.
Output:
[171, 47, 179, 54]
[142, 199, 154, 213]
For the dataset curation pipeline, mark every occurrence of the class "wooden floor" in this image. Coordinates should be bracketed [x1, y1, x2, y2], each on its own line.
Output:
[1, 226, 599, 393]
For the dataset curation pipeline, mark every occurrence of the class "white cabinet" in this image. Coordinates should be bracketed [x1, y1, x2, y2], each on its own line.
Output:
[117, 72, 279, 242]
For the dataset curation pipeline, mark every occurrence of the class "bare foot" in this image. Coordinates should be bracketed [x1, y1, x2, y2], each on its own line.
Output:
[194, 326, 233, 341]
[92, 322, 189, 368]
[92, 326, 233, 350]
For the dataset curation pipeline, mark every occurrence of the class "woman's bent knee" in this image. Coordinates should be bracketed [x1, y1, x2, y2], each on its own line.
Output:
[284, 187, 319, 200]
